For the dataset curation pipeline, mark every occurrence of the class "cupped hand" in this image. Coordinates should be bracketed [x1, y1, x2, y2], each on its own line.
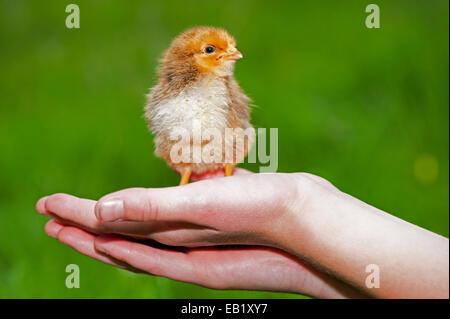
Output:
[37, 169, 305, 248]
[36, 169, 368, 298]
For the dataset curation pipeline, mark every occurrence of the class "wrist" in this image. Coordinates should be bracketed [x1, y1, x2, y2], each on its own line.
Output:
[261, 173, 323, 253]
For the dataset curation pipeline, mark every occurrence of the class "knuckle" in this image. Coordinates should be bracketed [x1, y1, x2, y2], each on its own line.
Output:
[141, 190, 158, 221]
[187, 255, 231, 290]
[142, 198, 155, 221]
[296, 172, 333, 187]
[100, 187, 144, 202]
[191, 261, 215, 288]
[292, 172, 314, 184]
[292, 172, 324, 192]
[55, 227, 72, 243]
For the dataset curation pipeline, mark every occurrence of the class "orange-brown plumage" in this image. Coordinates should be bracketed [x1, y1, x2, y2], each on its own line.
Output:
[145, 26, 254, 184]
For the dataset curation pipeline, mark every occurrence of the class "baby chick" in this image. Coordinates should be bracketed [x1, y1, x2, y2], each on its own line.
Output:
[145, 26, 254, 185]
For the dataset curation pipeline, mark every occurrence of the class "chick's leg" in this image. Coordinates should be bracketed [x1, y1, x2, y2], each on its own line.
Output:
[224, 164, 234, 177]
[179, 169, 192, 185]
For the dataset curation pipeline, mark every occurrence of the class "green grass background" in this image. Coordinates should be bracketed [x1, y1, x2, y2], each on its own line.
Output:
[0, 0, 448, 298]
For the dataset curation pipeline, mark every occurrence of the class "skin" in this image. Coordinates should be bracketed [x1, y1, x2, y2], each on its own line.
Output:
[36, 169, 449, 299]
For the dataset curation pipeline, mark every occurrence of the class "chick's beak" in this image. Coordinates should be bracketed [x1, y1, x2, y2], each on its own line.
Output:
[223, 49, 243, 61]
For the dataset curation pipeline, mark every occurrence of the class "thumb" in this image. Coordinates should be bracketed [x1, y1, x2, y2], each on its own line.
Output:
[95, 187, 195, 223]
[94, 173, 275, 224]
[94, 181, 231, 223]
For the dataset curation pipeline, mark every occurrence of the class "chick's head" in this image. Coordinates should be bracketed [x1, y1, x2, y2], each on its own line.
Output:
[163, 26, 243, 77]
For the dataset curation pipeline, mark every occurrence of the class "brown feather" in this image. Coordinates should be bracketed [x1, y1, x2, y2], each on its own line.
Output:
[145, 27, 254, 175]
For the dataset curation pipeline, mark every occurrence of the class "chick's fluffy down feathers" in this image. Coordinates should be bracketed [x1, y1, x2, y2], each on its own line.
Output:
[145, 27, 254, 175]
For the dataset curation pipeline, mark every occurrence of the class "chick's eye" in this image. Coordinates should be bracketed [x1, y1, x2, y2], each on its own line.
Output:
[205, 46, 215, 54]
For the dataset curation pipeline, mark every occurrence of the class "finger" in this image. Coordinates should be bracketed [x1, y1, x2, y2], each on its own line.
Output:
[95, 235, 194, 282]
[45, 219, 65, 238]
[94, 236, 367, 296]
[95, 173, 285, 227]
[35, 168, 251, 214]
[95, 235, 285, 291]
[41, 195, 248, 248]
[46, 220, 141, 272]
[40, 193, 102, 229]
[96, 235, 272, 289]
[39, 193, 216, 242]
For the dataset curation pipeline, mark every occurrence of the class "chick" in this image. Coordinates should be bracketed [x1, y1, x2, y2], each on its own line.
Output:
[145, 26, 254, 185]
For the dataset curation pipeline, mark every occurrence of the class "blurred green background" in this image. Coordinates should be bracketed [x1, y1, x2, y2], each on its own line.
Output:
[0, 0, 448, 298]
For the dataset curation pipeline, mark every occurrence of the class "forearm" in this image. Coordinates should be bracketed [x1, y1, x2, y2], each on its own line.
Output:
[279, 188, 449, 298]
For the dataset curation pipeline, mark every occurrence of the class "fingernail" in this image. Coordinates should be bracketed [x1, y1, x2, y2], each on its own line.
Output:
[36, 196, 49, 215]
[97, 200, 124, 221]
